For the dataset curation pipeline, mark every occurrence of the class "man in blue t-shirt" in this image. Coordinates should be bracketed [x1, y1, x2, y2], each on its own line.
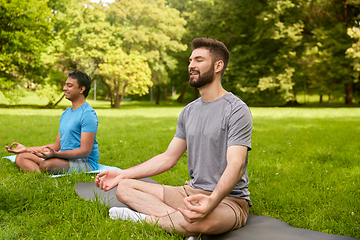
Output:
[5, 70, 99, 174]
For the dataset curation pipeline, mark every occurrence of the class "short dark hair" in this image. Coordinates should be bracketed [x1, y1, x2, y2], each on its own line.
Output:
[68, 70, 92, 98]
[191, 38, 230, 77]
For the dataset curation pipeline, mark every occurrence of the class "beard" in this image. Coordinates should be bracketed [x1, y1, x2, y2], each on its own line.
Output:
[189, 63, 215, 88]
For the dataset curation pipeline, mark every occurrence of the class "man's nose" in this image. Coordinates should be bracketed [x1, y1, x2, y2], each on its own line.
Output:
[188, 62, 194, 71]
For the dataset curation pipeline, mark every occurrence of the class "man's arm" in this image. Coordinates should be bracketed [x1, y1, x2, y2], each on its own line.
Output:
[32, 132, 95, 159]
[95, 137, 187, 191]
[179, 145, 248, 223]
[5, 132, 62, 154]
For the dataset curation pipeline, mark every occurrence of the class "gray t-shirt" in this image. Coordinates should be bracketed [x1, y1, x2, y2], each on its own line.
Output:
[175, 92, 252, 204]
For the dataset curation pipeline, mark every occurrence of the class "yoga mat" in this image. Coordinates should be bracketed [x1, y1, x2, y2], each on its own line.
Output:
[202, 215, 358, 240]
[75, 181, 357, 240]
[3, 155, 17, 162]
[75, 178, 157, 208]
[2, 155, 121, 177]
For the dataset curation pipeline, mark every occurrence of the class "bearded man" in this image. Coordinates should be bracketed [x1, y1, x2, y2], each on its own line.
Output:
[95, 38, 252, 238]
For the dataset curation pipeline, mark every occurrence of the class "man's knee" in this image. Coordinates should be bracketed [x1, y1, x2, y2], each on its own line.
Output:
[14, 154, 22, 167]
[39, 160, 51, 171]
[116, 179, 136, 203]
[15, 153, 29, 167]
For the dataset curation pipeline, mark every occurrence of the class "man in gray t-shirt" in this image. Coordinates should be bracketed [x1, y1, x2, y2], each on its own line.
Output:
[175, 91, 252, 204]
[95, 38, 253, 238]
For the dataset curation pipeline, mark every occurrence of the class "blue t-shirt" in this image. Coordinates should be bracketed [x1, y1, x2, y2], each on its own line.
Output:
[59, 102, 99, 170]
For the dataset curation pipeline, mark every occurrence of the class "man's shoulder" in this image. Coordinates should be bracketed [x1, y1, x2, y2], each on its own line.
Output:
[186, 97, 202, 106]
[82, 102, 93, 109]
[223, 92, 246, 105]
[80, 102, 97, 114]
[221, 93, 252, 120]
[182, 97, 201, 111]
[60, 106, 72, 118]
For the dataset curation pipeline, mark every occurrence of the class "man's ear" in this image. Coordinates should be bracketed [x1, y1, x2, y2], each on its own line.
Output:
[214, 60, 224, 74]
[80, 86, 86, 94]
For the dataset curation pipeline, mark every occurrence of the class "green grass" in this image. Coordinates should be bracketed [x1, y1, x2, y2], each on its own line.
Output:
[0, 105, 359, 239]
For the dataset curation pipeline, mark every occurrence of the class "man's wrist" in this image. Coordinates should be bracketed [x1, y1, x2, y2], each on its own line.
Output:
[208, 193, 223, 210]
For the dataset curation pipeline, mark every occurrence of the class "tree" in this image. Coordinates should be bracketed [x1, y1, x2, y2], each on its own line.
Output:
[298, 0, 360, 104]
[41, 0, 150, 108]
[168, 0, 305, 104]
[107, 0, 187, 104]
[0, 0, 53, 103]
[43, 0, 187, 108]
[346, 1, 360, 103]
[170, 0, 360, 105]
[191, 0, 303, 104]
[99, 49, 152, 108]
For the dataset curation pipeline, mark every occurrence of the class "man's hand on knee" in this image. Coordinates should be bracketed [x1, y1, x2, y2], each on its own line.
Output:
[178, 194, 217, 223]
[95, 169, 123, 191]
[32, 146, 54, 159]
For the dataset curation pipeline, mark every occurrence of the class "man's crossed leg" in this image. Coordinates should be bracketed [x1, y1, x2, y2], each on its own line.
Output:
[110, 179, 248, 238]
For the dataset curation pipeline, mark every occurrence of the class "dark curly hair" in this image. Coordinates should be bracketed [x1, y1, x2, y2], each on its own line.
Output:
[191, 38, 230, 78]
[68, 70, 92, 98]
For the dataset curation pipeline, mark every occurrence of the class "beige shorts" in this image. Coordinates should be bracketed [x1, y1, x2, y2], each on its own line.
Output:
[162, 182, 249, 230]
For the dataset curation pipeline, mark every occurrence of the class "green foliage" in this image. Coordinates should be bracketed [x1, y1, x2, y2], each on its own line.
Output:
[168, 0, 304, 103]
[41, 0, 187, 108]
[0, 0, 53, 102]
[106, 0, 188, 104]
[168, 0, 360, 104]
[3, 0, 360, 105]
[99, 49, 153, 108]
[0, 80, 25, 105]
[347, 26, 360, 81]
[294, 0, 359, 103]
[224, 0, 303, 102]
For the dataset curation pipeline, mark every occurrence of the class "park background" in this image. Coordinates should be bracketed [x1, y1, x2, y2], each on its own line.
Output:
[0, 0, 359, 239]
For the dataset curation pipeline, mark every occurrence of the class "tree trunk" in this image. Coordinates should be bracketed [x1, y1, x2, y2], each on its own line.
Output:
[319, 94, 323, 103]
[111, 79, 120, 108]
[113, 82, 128, 108]
[52, 93, 66, 108]
[164, 88, 168, 102]
[177, 81, 188, 103]
[45, 93, 65, 109]
[101, 79, 113, 107]
[114, 96, 120, 108]
[155, 85, 161, 105]
[88, 67, 98, 79]
[328, 93, 332, 103]
[345, 82, 353, 104]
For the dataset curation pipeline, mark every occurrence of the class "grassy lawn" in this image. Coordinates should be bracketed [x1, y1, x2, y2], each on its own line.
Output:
[0, 103, 359, 239]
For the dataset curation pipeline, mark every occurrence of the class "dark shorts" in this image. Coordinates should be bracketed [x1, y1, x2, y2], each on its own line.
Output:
[162, 182, 249, 230]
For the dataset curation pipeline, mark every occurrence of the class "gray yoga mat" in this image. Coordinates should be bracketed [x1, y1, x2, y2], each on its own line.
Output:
[75, 181, 357, 240]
